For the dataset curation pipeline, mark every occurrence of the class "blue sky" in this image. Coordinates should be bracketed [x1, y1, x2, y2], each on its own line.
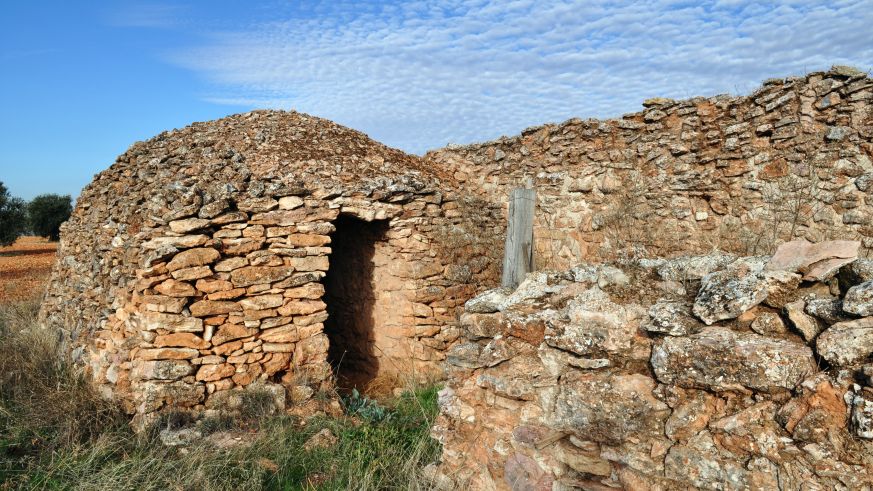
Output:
[1, 1, 871, 200]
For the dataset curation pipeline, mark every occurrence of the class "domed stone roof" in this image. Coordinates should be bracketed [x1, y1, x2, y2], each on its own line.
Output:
[40, 110, 472, 361]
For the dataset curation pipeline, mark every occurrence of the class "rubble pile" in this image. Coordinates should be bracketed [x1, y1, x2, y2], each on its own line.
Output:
[434, 240, 873, 489]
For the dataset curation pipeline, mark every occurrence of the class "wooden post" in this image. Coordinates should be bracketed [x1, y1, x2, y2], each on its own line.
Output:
[502, 187, 535, 288]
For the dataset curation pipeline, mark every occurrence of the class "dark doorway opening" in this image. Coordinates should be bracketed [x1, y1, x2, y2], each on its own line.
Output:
[323, 214, 389, 392]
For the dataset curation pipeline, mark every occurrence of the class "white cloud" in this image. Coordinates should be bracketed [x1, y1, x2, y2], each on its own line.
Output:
[168, 0, 873, 153]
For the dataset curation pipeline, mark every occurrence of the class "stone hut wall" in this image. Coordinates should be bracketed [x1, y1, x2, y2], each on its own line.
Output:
[39, 111, 503, 424]
[426, 66, 873, 269]
[432, 244, 873, 489]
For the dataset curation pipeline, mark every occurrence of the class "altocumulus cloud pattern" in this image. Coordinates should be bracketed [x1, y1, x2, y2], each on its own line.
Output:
[169, 0, 873, 153]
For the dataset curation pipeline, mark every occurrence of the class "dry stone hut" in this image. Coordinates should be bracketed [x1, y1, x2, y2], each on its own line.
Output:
[40, 110, 501, 424]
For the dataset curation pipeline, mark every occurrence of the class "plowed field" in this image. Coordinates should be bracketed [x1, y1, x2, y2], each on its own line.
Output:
[0, 236, 57, 302]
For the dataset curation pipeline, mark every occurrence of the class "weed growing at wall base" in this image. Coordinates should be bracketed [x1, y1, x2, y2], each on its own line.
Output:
[0, 300, 442, 490]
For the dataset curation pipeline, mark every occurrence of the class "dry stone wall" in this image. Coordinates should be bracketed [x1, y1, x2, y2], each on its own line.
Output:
[433, 240, 873, 490]
[426, 66, 873, 269]
[39, 111, 502, 426]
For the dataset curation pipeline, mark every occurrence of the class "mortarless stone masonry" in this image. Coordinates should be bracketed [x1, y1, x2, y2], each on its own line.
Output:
[427, 66, 873, 268]
[39, 111, 502, 426]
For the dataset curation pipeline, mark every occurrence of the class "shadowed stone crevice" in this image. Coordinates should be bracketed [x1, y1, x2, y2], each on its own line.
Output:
[323, 215, 389, 392]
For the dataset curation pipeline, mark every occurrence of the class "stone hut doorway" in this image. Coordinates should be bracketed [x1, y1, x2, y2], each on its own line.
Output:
[323, 214, 390, 392]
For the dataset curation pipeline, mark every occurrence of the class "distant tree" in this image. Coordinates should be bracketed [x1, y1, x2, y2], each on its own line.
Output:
[0, 182, 28, 246]
[28, 194, 72, 241]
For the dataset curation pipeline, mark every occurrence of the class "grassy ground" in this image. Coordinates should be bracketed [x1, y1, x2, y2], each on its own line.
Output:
[0, 300, 442, 490]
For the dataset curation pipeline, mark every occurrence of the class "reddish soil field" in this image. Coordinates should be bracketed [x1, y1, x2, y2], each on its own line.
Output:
[0, 236, 57, 303]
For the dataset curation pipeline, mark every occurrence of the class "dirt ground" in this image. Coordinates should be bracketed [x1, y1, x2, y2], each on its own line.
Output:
[0, 236, 57, 303]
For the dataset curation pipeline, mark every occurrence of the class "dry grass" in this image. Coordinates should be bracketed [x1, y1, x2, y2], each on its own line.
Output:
[0, 300, 127, 454]
[0, 299, 443, 490]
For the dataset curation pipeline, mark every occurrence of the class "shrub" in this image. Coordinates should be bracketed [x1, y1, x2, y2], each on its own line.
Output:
[0, 182, 28, 246]
[27, 193, 72, 241]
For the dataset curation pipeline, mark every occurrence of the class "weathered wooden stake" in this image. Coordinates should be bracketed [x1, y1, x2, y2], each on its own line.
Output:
[502, 187, 535, 288]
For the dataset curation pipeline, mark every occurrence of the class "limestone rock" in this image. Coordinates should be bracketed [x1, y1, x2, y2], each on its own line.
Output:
[664, 389, 717, 441]
[169, 218, 211, 234]
[230, 265, 295, 287]
[166, 247, 220, 272]
[459, 312, 507, 339]
[777, 375, 847, 444]
[139, 347, 200, 361]
[545, 287, 641, 356]
[552, 372, 670, 441]
[504, 452, 552, 491]
[851, 388, 873, 439]
[665, 431, 770, 490]
[238, 294, 284, 310]
[196, 363, 235, 382]
[765, 239, 859, 281]
[154, 279, 196, 297]
[137, 381, 205, 413]
[143, 234, 209, 250]
[446, 342, 484, 369]
[154, 333, 209, 349]
[651, 327, 816, 391]
[475, 355, 553, 401]
[189, 300, 241, 317]
[131, 360, 194, 381]
[816, 317, 873, 366]
[464, 287, 513, 313]
[159, 428, 203, 447]
[750, 311, 787, 336]
[831, 65, 865, 77]
[843, 280, 873, 316]
[692, 258, 795, 325]
[655, 253, 736, 282]
[805, 297, 851, 324]
[499, 272, 562, 310]
[644, 300, 700, 336]
[135, 312, 203, 332]
[785, 300, 822, 341]
[141, 295, 186, 314]
[554, 440, 612, 476]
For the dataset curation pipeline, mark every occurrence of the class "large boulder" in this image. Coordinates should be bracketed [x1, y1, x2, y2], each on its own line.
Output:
[651, 327, 816, 392]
